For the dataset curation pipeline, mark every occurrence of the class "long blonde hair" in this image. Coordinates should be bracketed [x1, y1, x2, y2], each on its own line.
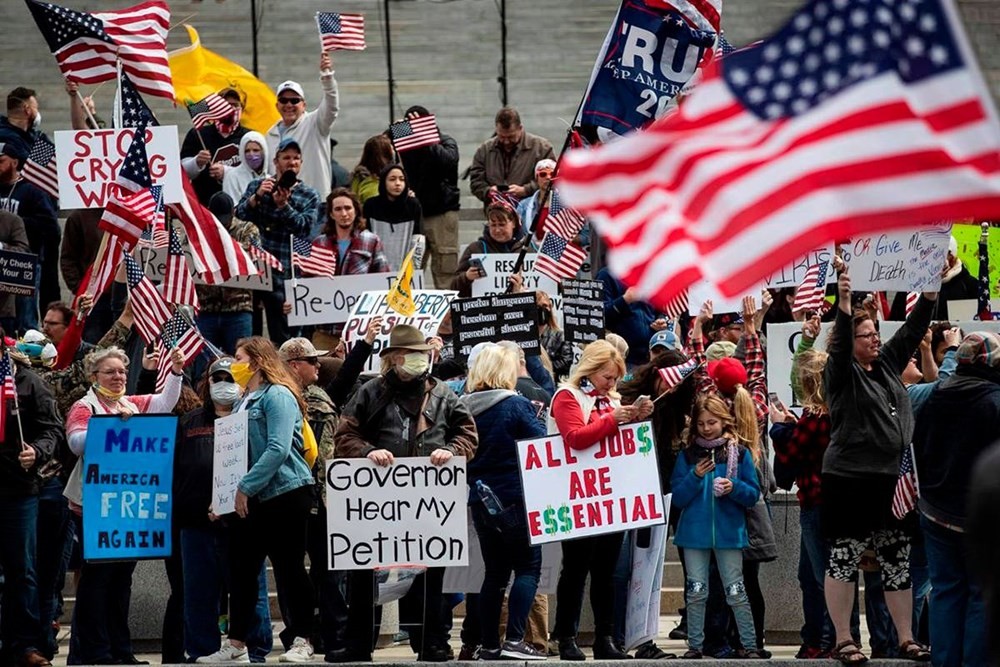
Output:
[730, 385, 761, 464]
[688, 394, 738, 446]
[797, 349, 829, 414]
[565, 340, 626, 400]
[236, 336, 308, 416]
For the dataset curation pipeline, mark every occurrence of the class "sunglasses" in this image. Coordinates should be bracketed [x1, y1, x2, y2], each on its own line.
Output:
[278, 97, 302, 106]
[536, 170, 554, 178]
[210, 373, 234, 383]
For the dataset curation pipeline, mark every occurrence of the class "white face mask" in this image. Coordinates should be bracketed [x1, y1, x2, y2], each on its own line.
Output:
[209, 381, 242, 406]
[31, 111, 41, 131]
[400, 351, 430, 377]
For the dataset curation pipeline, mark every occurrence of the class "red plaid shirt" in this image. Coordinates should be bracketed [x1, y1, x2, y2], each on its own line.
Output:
[313, 229, 390, 275]
[687, 330, 770, 428]
[772, 410, 829, 509]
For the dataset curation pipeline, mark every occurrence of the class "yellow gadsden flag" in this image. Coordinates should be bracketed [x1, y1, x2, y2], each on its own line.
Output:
[387, 248, 417, 316]
[168, 25, 280, 134]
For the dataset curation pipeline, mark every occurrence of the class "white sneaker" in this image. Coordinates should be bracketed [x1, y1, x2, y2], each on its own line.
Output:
[195, 644, 250, 664]
[279, 637, 315, 663]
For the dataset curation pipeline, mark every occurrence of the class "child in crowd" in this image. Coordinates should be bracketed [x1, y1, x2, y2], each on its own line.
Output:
[362, 163, 422, 271]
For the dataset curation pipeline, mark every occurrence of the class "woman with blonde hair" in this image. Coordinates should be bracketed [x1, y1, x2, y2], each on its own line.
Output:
[459, 345, 547, 659]
[548, 340, 653, 660]
[198, 337, 316, 664]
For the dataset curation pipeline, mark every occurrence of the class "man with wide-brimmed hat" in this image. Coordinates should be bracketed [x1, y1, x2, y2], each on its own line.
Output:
[334, 323, 477, 663]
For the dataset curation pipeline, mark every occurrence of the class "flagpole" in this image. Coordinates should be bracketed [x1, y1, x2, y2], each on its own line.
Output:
[289, 234, 297, 287]
[73, 89, 100, 130]
[383, 0, 395, 124]
[9, 354, 26, 452]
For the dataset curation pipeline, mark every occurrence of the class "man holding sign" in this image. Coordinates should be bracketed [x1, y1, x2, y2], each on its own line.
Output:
[334, 323, 477, 662]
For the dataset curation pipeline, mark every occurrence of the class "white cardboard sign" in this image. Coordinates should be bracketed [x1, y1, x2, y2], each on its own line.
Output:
[285, 272, 425, 326]
[211, 411, 248, 515]
[840, 226, 951, 292]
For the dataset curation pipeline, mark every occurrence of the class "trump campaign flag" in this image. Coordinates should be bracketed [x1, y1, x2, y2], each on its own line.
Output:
[560, 0, 1000, 310]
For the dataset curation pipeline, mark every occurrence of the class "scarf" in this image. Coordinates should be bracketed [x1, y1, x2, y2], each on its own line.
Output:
[693, 435, 740, 497]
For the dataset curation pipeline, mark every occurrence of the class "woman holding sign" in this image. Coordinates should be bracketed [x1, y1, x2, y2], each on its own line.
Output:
[547, 340, 653, 660]
[63, 345, 184, 666]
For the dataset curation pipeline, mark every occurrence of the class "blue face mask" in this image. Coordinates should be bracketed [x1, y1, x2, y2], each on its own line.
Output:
[244, 153, 264, 171]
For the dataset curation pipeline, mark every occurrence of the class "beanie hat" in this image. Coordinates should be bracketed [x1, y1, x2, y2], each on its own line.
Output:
[707, 357, 748, 395]
[956, 331, 1000, 368]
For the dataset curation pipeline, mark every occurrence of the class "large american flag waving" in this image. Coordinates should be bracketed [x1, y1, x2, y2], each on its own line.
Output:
[559, 0, 1000, 310]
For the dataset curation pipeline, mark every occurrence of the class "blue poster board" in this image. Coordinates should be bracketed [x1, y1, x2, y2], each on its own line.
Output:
[81, 414, 178, 561]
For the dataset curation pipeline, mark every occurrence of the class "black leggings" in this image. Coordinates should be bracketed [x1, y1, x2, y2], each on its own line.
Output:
[552, 532, 624, 639]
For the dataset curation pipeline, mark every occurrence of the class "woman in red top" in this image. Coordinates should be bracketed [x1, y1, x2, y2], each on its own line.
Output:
[547, 340, 652, 660]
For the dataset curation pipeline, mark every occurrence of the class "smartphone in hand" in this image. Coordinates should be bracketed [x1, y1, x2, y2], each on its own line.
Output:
[768, 391, 787, 413]
[469, 258, 487, 278]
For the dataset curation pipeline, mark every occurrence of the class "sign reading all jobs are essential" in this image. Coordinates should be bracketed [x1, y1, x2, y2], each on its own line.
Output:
[517, 421, 665, 545]
[325, 457, 469, 570]
[449, 292, 540, 363]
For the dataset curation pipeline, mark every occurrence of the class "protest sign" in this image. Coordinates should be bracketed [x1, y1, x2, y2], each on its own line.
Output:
[561, 279, 605, 345]
[325, 457, 469, 570]
[688, 279, 763, 316]
[285, 273, 425, 326]
[624, 495, 672, 651]
[341, 289, 455, 373]
[55, 127, 183, 209]
[212, 411, 248, 515]
[0, 250, 38, 295]
[138, 245, 272, 291]
[442, 509, 563, 594]
[954, 223, 998, 298]
[80, 414, 177, 560]
[450, 292, 540, 363]
[517, 421, 665, 545]
[841, 225, 951, 292]
[762, 246, 836, 289]
[470, 253, 563, 326]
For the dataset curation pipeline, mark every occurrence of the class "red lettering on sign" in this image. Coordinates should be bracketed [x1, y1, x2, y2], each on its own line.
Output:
[544, 441, 561, 467]
[527, 510, 541, 537]
[524, 444, 542, 471]
[621, 429, 636, 454]
[562, 440, 578, 465]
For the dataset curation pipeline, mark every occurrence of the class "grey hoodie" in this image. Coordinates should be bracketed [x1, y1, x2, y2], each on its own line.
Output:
[459, 389, 517, 416]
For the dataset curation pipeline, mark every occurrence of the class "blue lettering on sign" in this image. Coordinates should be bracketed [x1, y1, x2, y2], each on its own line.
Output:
[82, 414, 178, 561]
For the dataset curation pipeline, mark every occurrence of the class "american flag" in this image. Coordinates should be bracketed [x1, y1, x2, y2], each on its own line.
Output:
[662, 288, 690, 320]
[99, 127, 155, 245]
[137, 186, 168, 249]
[25, 0, 174, 102]
[534, 232, 588, 282]
[905, 291, 920, 317]
[155, 312, 203, 392]
[892, 442, 919, 520]
[977, 223, 993, 320]
[658, 358, 699, 391]
[389, 115, 441, 153]
[168, 176, 258, 285]
[559, 0, 1000, 311]
[77, 233, 127, 309]
[792, 262, 830, 313]
[661, 0, 721, 33]
[162, 227, 199, 313]
[547, 188, 587, 241]
[118, 70, 158, 129]
[123, 253, 171, 345]
[186, 94, 234, 130]
[0, 352, 16, 440]
[291, 235, 336, 278]
[248, 237, 283, 272]
[22, 137, 58, 200]
[316, 12, 366, 51]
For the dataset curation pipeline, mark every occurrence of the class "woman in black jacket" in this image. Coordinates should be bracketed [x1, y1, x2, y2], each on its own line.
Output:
[362, 163, 422, 271]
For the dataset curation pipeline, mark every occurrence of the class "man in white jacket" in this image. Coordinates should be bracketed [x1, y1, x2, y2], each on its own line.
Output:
[266, 52, 340, 216]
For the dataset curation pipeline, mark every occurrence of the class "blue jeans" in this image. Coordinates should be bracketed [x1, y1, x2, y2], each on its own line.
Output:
[909, 530, 931, 643]
[921, 515, 988, 667]
[682, 548, 756, 652]
[36, 478, 75, 658]
[0, 495, 42, 661]
[472, 504, 542, 649]
[181, 526, 273, 662]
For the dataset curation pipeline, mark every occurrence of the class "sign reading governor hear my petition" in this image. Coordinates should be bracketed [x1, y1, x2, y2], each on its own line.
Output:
[325, 457, 469, 570]
[55, 127, 183, 209]
[517, 421, 665, 545]
[80, 414, 178, 561]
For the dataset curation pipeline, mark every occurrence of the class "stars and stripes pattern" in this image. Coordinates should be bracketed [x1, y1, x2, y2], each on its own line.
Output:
[99, 127, 155, 244]
[77, 233, 127, 309]
[25, 0, 174, 101]
[534, 232, 588, 282]
[186, 94, 234, 130]
[892, 442, 919, 520]
[662, 288, 690, 320]
[547, 188, 587, 241]
[977, 223, 993, 320]
[137, 186, 168, 249]
[559, 0, 1000, 311]
[792, 262, 830, 313]
[291, 235, 337, 278]
[123, 253, 171, 345]
[316, 12, 366, 51]
[657, 358, 699, 391]
[0, 352, 16, 440]
[117, 70, 158, 129]
[248, 237, 283, 272]
[22, 137, 58, 200]
[162, 227, 200, 313]
[662, 0, 721, 33]
[168, 176, 258, 285]
[389, 115, 441, 152]
[154, 312, 203, 392]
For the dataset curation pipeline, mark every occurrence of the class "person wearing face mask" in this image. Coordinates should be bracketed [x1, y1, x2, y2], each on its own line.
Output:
[223, 131, 270, 204]
[62, 346, 184, 666]
[362, 163, 422, 272]
[200, 337, 316, 664]
[1, 87, 49, 157]
[174, 358, 273, 663]
[334, 324, 478, 662]
[181, 88, 249, 206]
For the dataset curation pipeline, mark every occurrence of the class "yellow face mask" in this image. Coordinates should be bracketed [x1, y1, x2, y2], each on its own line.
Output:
[230, 361, 255, 388]
[95, 384, 125, 402]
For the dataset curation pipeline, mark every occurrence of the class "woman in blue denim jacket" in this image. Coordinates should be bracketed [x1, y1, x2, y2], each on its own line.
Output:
[199, 337, 316, 664]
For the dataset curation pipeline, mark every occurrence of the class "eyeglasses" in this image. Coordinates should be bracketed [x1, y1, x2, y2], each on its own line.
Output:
[855, 332, 881, 340]
[42, 319, 65, 328]
[278, 97, 302, 106]
[97, 369, 127, 377]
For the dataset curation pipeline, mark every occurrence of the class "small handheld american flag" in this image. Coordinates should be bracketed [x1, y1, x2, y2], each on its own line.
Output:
[657, 359, 698, 392]
[155, 312, 204, 392]
[892, 443, 919, 520]
[316, 12, 365, 51]
[291, 235, 336, 278]
[186, 94, 234, 130]
[22, 137, 59, 200]
[123, 253, 171, 345]
[389, 115, 441, 153]
[248, 237, 283, 272]
[792, 263, 830, 313]
[547, 188, 586, 242]
[0, 352, 16, 441]
[534, 232, 587, 282]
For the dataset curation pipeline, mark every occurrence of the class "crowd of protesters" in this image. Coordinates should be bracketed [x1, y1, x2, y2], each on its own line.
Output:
[0, 56, 998, 667]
